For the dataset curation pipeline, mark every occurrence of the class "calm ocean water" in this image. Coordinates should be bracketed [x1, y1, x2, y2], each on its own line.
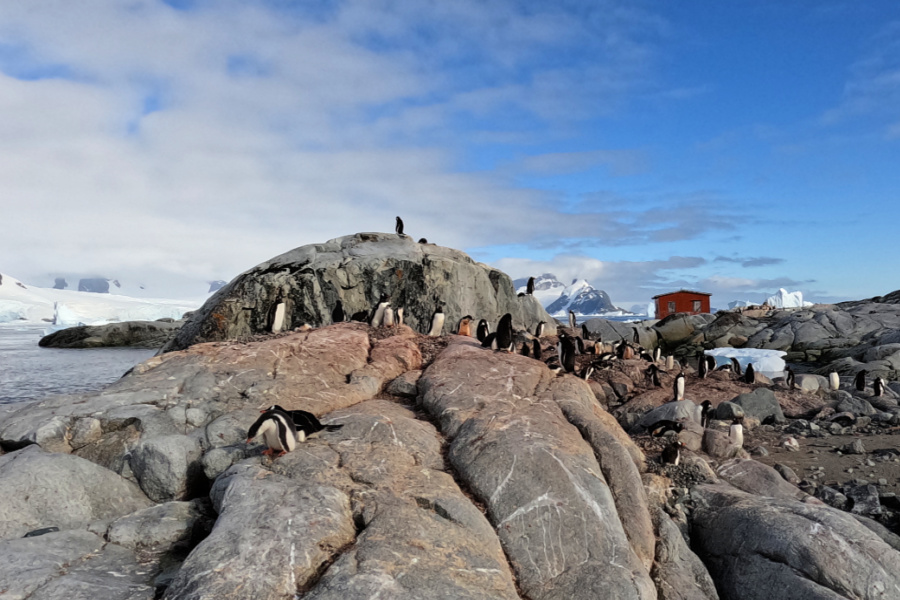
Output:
[0, 325, 157, 405]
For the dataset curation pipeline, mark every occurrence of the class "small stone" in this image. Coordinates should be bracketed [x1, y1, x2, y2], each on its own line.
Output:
[866, 459, 876, 467]
[781, 437, 800, 452]
[847, 484, 882, 516]
[879, 478, 888, 486]
[839, 439, 866, 455]
[847, 468, 855, 473]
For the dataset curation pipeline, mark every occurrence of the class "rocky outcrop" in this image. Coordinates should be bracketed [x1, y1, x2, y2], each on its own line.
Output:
[164, 232, 556, 351]
[38, 320, 183, 348]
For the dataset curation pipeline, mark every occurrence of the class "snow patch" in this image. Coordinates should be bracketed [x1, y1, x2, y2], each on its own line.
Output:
[704, 348, 787, 376]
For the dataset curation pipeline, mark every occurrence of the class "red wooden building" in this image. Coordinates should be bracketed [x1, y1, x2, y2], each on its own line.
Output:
[652, 290, 712, 319]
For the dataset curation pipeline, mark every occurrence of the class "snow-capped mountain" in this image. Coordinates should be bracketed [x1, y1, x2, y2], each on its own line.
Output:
[0, 272, 202, 327]
[513, 274, 626, 317]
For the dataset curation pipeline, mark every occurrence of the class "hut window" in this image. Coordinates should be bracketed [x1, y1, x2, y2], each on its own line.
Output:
[693, 300, 701, 312]
[668, 301, 676, 313]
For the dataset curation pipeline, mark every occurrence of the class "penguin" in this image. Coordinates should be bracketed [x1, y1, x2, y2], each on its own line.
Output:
[661, 440, 684, 466]
[396, 307, 404, 327]
[384, 306, 395, 327]
[534, 321, 545, 338]
[829, 370, 840, 391]
[873, 376, 886, 397]
[854, 369, 867, 392]
[699, 400, 713, 428]
[332, 300, 345, 324]
[653, 347, 662, 362]
[370, 294, 390, 327]
[532, 339, 542, 360]
[568, 310, 577, 331]
[666, 355, 675, 371]
[698, 355, 709, 379]
[706, 355, 717, 373]
[592, 340, 603, 356]
[648, 420, 684, 437]
[715, 362, 734, 373]
[729, 416, 744, 448]
[428, 304, 445, 336]
[557, 332, 577, 373]
[639, 351, 654, 362]
[350, 310, 369, 322]
[786, 367, 796, 390]
[260, 405, 344, 442]
[579, 363, 595, 380]
[646, 364, 662, 387]
[581, 323, 590, 340]
[575, 336, 585, 355]
[457, 315, 473, 337]
[395, 216, 404, 236]
[476, 319, 490, 343]
[632, 327, 640, 345]
[247, 408, 297, 457]
[743, 363, 755, 384]
[730, 357, 743, 376]
[526, 276, 535, 295]
[494, 313, 515, 352]
[673, 371, 686, 402]
[481, 332, 497, 348]
[418, 238, 427, 243]
[520, 342, 530, 357]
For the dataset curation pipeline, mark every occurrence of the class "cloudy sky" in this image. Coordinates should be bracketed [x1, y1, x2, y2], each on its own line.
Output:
[1, 1, 898, 308]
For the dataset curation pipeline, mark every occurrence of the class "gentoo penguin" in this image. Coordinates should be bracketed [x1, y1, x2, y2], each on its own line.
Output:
[786, 367, 796, 390]
[581, 323, 590, 340]
[532, 339, 542, 360]
[661, 440, 685, 466]
[706, 355, 717, 373]
[476, 319, 490, 343]
[743, 363, 755, 384]
[418, 238, 427, 243]
[648, 420, 683, 437]
[396, 307, 404, 326]
[395, 216, 404, 235]
[699, 400, 713, 428]
[350, 310, 369, 322]
[698, 355, 709, 379]
[666, 355, 675, 370]
[592, 340, 603, 355]
[332, 300, 345, 324]
[673, 371, 686, 402]
[370, 294, 390, 327]
[646, 364, 662, 387]
[494, 313, 515, 352]
[384, 306, 395, 327]
[534, 321, 545, 338]
[568, 310, 577, 331]
[428, 305, 445, 336]
[729, 416, 744, 448]
[730, 357, 743, 376]
[632, 327, 640, 345]
[557, 332, 577, 373]
[639, 350, 654, 362]
[526, 276, 535, 295]
[579, 363, 594, 380]
[575, 336, 585, 355]
[873, 376, 886, 397]
[480, 332, 497, 348]
[854, 369, 868, 392]
[829, 370, 840, 391]
[457, 315, 473, 337]
[260, 405, 343, 442]
[520, 342, 530, 357]
[247, 408, 297, 457]
[653, 347, 662, 362]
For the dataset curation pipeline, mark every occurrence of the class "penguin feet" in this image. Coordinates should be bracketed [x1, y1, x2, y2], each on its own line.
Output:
[261, 448, 275, 457]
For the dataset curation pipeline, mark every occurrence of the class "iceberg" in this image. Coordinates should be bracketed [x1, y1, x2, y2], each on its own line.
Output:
[704, 347, 787, 376]
[765, 288, 813, 309]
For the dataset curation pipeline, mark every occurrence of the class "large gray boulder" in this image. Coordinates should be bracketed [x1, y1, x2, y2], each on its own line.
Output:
[731, 388, 785, 424]
[651, 510, 719, 600]
[164, 232, 556, 351]
[130, 434, 204, 502]
[692, 483, 900, 600]
[0, 445, 152, 540]
[39, 320, 182, 348]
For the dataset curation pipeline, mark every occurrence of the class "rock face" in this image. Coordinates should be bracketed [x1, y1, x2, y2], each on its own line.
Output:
[164, 232, 556, 351]
[39, 320, 183, 348]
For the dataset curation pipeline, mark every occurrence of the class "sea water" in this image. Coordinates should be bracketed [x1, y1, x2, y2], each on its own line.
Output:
[0, 325, 156, 404]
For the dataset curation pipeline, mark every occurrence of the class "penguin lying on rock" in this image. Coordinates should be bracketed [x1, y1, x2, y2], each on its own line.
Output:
[260, 404, 344, 442]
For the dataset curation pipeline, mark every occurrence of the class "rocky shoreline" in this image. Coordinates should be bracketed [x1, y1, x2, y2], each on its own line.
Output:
[2, 233, 899, 600]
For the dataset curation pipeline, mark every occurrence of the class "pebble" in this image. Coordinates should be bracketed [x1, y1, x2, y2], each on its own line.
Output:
[879, 478, 888, 486]
[847, 468, 854, 473]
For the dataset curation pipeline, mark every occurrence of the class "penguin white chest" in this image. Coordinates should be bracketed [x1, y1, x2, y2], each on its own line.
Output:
[730, 424, 743, 448]
[429, 313, 445, 336]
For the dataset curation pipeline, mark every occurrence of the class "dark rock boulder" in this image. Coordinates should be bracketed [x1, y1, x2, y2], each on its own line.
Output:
[164, 232, 556, 351]
[39, 320, 183, 348]
[731, 388, 785, 424]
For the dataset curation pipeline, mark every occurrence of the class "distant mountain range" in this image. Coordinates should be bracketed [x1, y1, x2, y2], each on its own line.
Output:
[512, 273, 633, 317]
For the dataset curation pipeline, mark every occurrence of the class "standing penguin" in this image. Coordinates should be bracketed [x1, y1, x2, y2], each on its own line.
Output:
[786, 367, 796, 390]
[526, 277, 535, 295]
[706, 355, 717, 373]
[743, 363, 756, 385]
[396, 307, 404, 327]
[259, 405, 343, 442]
[873, 376, 886, 397]
[729, 416, 744, 448]
[457, 315, 473, 337]
[370, 294, 390, 327]
[581, 323, 590, 340]
[534, 321, 545, 338]
[829, 371, 840, 391]
[673, 371, 686, 402]
[247, 408, 297, 457]
[428, 305, 445, 336]
[568, 310, 577, 331]
[575, 336, 585, 355]
[557, 332, 576, 373]
[332, 300, 345, 324]
[395, 216, 404, 235]
[646, 364, 662, 387]
[653, 347, 662, 362]
[384, 306, 395, 327]
[730, 357, 743, 377]
[532, 339, 542, 360]
[854, 369, 868, 392]
[661, 440, 685, 466]
[699, 400, 713, 428]
[698, 355, 709, 379]
[476, 319, 490, 342]
[520, 342, 530, 357]
[494, 313, 514, 352]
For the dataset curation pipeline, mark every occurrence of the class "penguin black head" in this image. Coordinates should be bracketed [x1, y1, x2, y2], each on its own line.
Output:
[418, 238, 427, 243]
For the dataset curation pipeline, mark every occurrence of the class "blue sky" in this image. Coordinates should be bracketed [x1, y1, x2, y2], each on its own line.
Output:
[0, 1, 897, 308]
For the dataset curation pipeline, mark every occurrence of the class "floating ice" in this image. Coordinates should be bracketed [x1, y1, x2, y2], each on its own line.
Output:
[765, 288, 813, 308]
[704, 347, 786, 376]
